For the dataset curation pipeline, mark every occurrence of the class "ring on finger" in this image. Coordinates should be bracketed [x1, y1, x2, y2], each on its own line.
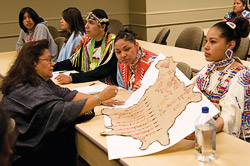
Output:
[114, 89, 118, 95]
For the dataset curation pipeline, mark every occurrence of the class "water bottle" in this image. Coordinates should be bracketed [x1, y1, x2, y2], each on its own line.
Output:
[195, 106, 216, 162]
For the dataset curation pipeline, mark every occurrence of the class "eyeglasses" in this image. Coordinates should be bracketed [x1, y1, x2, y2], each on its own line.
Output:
[39, 58, 53, 63]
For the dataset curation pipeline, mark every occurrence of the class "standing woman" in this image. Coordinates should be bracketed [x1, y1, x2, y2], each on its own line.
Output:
[222, 0, 250, 22]
[57, 7, 85, 62]
[16, 7, 58, 61]
[54, 9, 117, 85]
[191, 17, 250, 142]
[114, 29, 157, 91]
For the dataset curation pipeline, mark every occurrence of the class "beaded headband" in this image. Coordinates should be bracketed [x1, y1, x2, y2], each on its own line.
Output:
[226, 22, 236, 29]
[86, 12, 109, 26]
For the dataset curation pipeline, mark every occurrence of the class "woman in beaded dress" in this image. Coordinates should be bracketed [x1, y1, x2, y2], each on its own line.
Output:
[222, 0, 250, 22]
[191, 17, 250, 142]
[114, 29, 158, 91]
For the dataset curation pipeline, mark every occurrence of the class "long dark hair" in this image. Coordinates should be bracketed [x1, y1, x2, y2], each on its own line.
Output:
[19, 7, 44, 33]
[212, 17, 249, 51]
[1, 39, 49, 95]
[62, 7, 85, 42]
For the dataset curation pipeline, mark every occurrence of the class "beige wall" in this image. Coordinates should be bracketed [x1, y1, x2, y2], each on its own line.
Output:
[0, 0, 233, 52]
[129, 0, 232, 46]
[0, 0, 129, 52]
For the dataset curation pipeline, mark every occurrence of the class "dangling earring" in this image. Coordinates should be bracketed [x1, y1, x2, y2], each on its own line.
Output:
[225, 48, 233, 59]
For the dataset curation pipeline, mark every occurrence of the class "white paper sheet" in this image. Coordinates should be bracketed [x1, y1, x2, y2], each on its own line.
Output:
[74, 84, 109, 94]
[52, 70, 78, 79]
[104, 53, 219, 160]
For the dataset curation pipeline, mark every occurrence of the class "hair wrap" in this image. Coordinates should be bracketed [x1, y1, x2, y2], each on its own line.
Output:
[226, 22, 236, 29]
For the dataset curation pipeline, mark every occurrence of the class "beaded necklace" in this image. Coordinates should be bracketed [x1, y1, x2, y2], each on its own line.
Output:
[201, 58, 235, 93]
[88, 32, 108, 70]
[127, 48, 143, 89]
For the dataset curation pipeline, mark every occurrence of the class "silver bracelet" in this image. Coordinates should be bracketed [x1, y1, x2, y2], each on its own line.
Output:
[93, 95, 101, 105]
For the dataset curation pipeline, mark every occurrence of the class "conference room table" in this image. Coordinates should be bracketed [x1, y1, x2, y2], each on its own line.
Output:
[1, 43, 250, 165]
[0, 51, 17, 76]
[69, 81, 250, 166]
[138, 40, 250, 73]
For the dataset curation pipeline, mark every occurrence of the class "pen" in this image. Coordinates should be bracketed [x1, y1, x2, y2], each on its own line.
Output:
[89, 83, 96, 86]
[59, 70, 67, 73]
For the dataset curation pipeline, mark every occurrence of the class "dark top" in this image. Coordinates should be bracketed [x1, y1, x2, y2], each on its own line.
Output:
[1, 77, 93, 166]
[54, 32, 118, 85]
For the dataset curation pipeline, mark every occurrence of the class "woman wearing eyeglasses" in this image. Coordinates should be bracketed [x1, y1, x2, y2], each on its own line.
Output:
[1, 39, 119, 166]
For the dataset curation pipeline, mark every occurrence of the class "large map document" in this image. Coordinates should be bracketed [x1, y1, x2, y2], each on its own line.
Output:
[101, 54, 219, 160]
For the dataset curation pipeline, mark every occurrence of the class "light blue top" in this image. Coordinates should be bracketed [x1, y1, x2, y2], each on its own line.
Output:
[116, 64, 133, 91]
[57, 31, 84, 62]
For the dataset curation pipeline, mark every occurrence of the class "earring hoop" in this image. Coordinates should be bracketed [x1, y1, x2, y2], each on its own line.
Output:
[225, 48, 233, 59]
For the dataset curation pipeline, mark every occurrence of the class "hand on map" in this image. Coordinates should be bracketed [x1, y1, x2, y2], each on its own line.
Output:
[132, 81, 142, 91]
[98, 85, 119, 102]
[102, 99, 125, 107]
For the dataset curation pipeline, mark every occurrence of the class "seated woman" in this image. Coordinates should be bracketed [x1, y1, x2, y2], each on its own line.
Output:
[222, 0, 250, 22]
[1, 39, 119, 166]
[16, 7, 58, 61]
[54, 9, 117, 85]
[114, 29, 157, 91]
[57, 7, 85, 62]
[191, 17, 250, 142]
[55, 29, 158, 92]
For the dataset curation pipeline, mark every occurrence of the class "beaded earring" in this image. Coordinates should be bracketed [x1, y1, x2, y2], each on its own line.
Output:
[225, 48, 233, 59]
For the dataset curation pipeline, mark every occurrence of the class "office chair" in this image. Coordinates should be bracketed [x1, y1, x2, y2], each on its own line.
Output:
[153, 27, 170, 45]
[48, 25, 59, 39]
[54, 37, 65, 53]
[233, 37, 249, 60]
[177, 62, 193, 80]
[108, 19, 125, 35]
[175, 26, 204, 51]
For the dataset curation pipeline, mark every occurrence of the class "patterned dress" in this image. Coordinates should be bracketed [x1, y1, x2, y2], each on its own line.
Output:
[224, 9, 250, 22]
[116, 47, 157, 91]
[70, 32, 116, 72]
[192, 63, 250, 141]
[54, 32, 117, 84]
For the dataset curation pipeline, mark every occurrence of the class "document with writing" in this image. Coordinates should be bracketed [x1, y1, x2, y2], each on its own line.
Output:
[101, 53, 219, 160]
